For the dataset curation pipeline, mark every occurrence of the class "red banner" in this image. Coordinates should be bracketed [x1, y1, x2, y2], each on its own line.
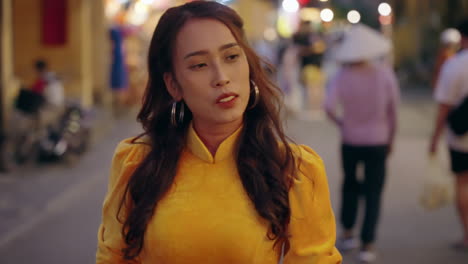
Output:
[41, 0, 67, 45]
[298, 0, 310, 6]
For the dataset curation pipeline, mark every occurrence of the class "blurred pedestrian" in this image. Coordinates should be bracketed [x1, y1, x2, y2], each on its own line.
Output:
[432, 28, 461, 92]
[277, 39, 303, 115]
[32, 59, 64, 107]
[324, 24, 399, 263]
[292, 20, 326, 113]
[32, 59, 65, 131]
[110, 11, 130, 116]
[429, 20, 468, 251]
[96, 2, 342, 264]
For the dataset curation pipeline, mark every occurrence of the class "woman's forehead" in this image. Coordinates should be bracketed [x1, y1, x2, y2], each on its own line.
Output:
[174, 18, 238, 58]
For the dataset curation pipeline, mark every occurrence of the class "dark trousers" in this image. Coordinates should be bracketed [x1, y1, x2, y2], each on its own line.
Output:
[340, 144, 388, 244]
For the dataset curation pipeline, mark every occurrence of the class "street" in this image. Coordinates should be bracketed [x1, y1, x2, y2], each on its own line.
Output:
[0, 89, 466, 264]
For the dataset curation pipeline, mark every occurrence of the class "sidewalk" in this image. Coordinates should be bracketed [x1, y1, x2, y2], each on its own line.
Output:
[0, 105, 139, 245]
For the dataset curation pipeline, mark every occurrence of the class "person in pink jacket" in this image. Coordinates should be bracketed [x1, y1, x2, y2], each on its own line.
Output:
[325, 24, 400, 263]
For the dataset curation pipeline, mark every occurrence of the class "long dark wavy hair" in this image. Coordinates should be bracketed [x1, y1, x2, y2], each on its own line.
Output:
[118, 1, 297, 260]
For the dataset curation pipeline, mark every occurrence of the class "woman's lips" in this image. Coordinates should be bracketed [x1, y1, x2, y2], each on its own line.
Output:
[216, 93, 238, 108]
[218, 95, 236, 103]
[216, 93, 238, 103]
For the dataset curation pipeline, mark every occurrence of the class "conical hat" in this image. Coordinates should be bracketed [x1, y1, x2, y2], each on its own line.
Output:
[333, 23, 392, 63]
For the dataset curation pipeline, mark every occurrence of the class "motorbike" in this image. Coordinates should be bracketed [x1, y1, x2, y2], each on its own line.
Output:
[11, 90, 91, 165]
[37, 103, 91, 164]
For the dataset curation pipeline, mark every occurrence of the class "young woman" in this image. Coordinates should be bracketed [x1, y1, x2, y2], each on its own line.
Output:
[96, 2, 341, 263]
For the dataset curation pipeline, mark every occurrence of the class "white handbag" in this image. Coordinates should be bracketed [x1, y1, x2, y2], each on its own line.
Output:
[419, 155, 454, 210]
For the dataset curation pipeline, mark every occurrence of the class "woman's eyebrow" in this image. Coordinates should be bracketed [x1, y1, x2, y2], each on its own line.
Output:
[183, 43, 239, 60]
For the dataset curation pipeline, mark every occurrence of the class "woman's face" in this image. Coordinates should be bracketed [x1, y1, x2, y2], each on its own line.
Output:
[165, 18, 250, 130]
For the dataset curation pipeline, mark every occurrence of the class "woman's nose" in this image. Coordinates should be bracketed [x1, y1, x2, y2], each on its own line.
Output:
[211, 64, 230, 88]
[214, 78, 230, 87]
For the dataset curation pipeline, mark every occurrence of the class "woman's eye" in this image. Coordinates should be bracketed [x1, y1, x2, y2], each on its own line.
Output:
[190, 63, 207, 69]
[226, 54, 239, 61]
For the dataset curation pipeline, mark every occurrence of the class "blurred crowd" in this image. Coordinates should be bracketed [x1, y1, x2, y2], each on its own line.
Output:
[252, 17, 468, 262]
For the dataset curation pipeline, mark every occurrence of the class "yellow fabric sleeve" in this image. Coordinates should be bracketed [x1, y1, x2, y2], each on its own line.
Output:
[285, 145, 342, 264]
[96, 138, 149, 264]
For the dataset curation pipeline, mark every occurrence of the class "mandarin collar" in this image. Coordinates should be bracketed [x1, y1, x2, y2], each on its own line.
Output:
[186, 123, 243, 163]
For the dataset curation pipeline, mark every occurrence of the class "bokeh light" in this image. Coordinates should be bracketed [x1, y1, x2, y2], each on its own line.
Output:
[282, 0, 300, 13]
[347, 10, 361, 24]
[378, 2, 392, 16]
[320, 8, 334, 22]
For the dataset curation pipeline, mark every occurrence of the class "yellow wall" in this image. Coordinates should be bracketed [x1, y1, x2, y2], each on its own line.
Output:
[233, 0, 277, 42]
[91, 0, 111, 107]
[11, 0, 109, 108]
[13, 0, 83, 100]
[1, 0, 21, 125]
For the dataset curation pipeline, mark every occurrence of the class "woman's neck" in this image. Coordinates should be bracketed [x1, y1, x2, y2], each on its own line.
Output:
[193, 119, 242, 156]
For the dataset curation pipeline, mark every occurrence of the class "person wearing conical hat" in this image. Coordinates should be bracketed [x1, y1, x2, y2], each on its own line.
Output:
[324, 23, 400, 263]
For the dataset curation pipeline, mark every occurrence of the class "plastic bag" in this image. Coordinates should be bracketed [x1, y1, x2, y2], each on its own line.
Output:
[419, 155, 454, 210]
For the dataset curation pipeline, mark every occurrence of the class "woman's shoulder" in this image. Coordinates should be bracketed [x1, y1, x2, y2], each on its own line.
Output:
[289, 144, 326, 182]
[289, 143, 322, 161]
[290, 143, 323, 162]
[111, 136, 151, 172]
[113, 136, 152, 164]
[108, 136, 151, 189]
[287, 144, 333, 217]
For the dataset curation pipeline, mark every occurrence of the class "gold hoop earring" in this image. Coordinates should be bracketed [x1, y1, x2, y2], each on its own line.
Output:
[248, 80, 260, 110]
[171, 101, 185, 127]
